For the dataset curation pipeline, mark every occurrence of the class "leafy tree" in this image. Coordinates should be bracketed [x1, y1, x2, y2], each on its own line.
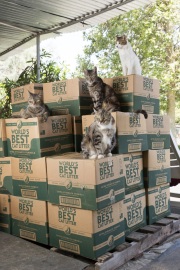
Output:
[0, 50, 69, 118]
[75, 0, 180, 133]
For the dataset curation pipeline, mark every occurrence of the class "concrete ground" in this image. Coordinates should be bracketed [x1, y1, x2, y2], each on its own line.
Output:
[0, 231, 90, 270]
[0, 201, 179, 270]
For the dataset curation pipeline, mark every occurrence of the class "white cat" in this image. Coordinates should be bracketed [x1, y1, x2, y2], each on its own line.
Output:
[116, 35, 142, 76]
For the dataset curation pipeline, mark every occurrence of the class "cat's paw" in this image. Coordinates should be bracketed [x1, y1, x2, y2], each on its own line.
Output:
[89, 154, 97, 159]
[107, 153, 112, 157]
[98, 154, 104, 159]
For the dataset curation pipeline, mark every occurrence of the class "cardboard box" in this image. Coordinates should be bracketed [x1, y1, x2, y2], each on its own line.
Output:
[0, 119, 8, 157]
[146, 114, 170, 149]
[11, 83, 43, 115]
[123, 189, 146, 236]
[112, 75, 160, 114]
[48, 201, 125, 259]
[11, 196, 48, 245]
[146, 184, 171, 225]
[43, 78, 93, 116]
[47, 152, 125, 210]
[143, 149, 171, 188]
[12, 157, 47, 200]
[82, 112, 148, 154]
[116, 112, 148, 153]
[5, 115, 74, 158]
[0, 194, 11, 233]
[72, 116, 82, 152]
[0, 157, 13, 194]
[119, 152, 144, 195]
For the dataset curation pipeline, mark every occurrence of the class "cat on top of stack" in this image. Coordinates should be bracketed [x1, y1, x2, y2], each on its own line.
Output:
[20, 91, 50, 122]
[116, 34, 142, 76]
[84, 66, 120, 113]
[81, 108, 116, 159]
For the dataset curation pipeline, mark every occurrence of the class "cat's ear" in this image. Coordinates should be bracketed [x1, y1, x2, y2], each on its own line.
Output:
[123, 34, 127, 41]
[38, 92, 43, 98]
[93, 108, 98, 114]
[94, 66, 97, 73]
[28, 91, 33, 96]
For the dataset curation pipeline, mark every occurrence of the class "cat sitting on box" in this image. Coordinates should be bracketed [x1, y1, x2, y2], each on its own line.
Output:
[81, 109, 116, 159]
[20, 91, 50, 122]
[84, 66, 147, 119]
[116, 34, 142, 76]
[84, 66, 120, 114]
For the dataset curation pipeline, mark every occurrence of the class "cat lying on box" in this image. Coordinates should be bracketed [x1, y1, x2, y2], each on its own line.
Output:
[20, 91, 50, 122]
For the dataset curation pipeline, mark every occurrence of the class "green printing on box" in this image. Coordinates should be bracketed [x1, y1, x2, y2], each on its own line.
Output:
[146, 184, 171, 225]
[13, 181, 48, 201]
[47, 154, 125, 210]
[117, 134, 148, 154]
[147, 134, 170, 150]
[11, 196, 49, 245]
[12, 219, 49, 245]
[12, 157, 48, 200]
[123, 189, 146, 236]
[143, 149, 171, 188]
[118, 93, 159, 114]
[46, 97, 92, 116]
[116, 112, 148, 154]
[5, 116, 73, 159]
[121, 153, 144, 195]
[12, 102, 27, 113]
[48, 202, 125, 260]
[146, 114, 170, 149]
[6, 135, 73, 159]
[49, 222, 124, 260]
[144, 168, 171, 188]
[48, 177, 125, 210]
[0, 158, 13, 194]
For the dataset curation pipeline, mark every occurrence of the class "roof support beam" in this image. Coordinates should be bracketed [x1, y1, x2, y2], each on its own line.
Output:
[36, 34, 40, 81]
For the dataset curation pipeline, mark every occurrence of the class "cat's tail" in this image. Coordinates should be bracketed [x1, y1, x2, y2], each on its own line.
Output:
[135, 109, 148, 119]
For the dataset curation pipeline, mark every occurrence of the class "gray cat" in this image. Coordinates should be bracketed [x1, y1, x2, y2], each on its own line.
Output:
[81, 109, 116, 159]
[84, 66, 120, 113]
[20, 91, 50, 122]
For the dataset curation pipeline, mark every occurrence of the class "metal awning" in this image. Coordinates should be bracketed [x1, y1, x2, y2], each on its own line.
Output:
[0, 0, 155, 60]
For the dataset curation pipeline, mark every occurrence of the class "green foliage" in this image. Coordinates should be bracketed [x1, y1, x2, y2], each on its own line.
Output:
[76, 0, 180, 115]
[0, 49, 69, 118]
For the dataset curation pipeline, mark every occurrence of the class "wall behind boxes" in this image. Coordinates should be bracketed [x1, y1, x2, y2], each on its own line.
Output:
[0, 74, 171, 260]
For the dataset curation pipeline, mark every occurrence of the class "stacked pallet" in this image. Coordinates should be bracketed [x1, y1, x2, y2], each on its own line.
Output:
[0, 74, 172, 262]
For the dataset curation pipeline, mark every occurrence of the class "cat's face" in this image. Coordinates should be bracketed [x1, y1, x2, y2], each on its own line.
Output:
[28, 91, 42, 107]
[84, 67, 98, 86]
[94, 109, 112, 125]
[116, 35, 128, 49]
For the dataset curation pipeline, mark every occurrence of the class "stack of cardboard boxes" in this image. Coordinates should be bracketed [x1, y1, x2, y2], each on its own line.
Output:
[0, 74, 171, 260]
[110, 75, 171, 228]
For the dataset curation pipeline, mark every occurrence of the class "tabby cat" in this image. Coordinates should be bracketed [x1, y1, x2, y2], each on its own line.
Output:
[20, 91, 50, 122]
[81, 109, 116, 159]
[84, 66, 120, 113]
[116, 35, 142, 75]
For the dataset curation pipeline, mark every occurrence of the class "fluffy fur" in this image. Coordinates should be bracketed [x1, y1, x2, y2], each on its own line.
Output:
[81, 109, 116, 159]
[84, 67, 120, 113]
[20, 91, 50, 122]
[116, 35, 142, 76]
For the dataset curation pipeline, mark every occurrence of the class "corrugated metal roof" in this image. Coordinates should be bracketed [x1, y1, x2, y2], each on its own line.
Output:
[0, 0, 155, 60]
